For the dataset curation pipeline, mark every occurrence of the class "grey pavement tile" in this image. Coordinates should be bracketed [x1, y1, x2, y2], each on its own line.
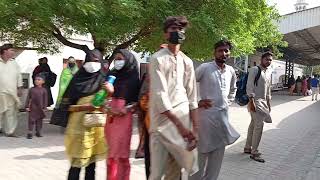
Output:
[1, 95, 320, 180]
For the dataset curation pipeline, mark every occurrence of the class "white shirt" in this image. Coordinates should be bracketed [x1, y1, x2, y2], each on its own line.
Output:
[246, 65, 272, 100]
[196, 61, 240, 152]
[149, 48, 198, 131]
[0, 57, 22, 112]
[196, 61, 237, 110]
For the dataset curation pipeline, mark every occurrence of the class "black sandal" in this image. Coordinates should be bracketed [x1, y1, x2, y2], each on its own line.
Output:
[250, 154, 265, 163]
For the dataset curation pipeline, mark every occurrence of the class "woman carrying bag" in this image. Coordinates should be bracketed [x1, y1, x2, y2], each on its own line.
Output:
[53, 49, 114, 180]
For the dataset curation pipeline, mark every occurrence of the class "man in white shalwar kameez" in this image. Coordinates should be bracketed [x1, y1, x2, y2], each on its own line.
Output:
[0, 44, 23, 137]
[190, 40, 240, 180]
[149, 16, 199, 180]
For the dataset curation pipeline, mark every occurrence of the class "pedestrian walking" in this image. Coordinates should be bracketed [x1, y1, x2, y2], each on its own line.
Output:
[52, 49, 113, 180]
[56, 56, 79, 104]
[244, 52, 273, 163]
[25, 74, 48, 139]
[0, 44, 22, 137]
[135, 44, 168, 179]
[105, 49, 140, 180]
[32, 57, 56, 106]
[189, 40, 240, 180]
[296, 76, 302, 96]
[288, 75, 295, 96]
[302, 76, 308, 96]
[311, 75, 320, 101]
[55, 56, 80, 134]
[307, 76, 312, 90]
[149, 16, 199, 180]
[135, 73, 148, 159]
[137, 72, 151, 178]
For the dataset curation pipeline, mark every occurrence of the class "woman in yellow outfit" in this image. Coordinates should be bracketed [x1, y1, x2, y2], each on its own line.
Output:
[57, 49, 114, 180]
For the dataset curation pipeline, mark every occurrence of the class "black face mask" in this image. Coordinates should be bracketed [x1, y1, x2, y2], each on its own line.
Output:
[69, 63, 75, 68]
[168, 31, 186, 44]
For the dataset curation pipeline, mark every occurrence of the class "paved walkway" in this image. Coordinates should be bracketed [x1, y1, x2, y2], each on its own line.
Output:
[0, 95, 320, 180]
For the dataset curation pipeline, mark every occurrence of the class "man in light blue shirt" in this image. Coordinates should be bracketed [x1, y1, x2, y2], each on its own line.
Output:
[311, 75, 319, 101]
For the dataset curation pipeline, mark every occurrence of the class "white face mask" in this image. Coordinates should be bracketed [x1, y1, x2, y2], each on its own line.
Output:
[83, 62, 101, 73]
[114, 60, 125, 70]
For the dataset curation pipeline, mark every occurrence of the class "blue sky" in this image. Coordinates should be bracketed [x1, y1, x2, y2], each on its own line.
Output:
[267, 0, 320, 15]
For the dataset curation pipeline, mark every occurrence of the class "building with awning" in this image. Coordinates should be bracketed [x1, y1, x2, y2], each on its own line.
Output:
[248, 4, 320, 86]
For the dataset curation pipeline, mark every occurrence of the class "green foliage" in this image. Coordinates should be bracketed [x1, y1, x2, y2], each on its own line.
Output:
[304, 65, 320, 76]
[0, 0, 285, 59]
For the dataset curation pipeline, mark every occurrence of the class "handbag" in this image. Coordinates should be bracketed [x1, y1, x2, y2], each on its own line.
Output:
[83, 111, 107, 127]
[50, 107, 69, 127]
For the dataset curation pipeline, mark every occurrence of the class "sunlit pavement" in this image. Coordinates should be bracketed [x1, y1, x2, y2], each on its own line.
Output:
[1, 94, 320, 180]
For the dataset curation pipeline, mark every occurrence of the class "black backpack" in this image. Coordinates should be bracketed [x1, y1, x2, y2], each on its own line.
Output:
[235, 66, 261, 106]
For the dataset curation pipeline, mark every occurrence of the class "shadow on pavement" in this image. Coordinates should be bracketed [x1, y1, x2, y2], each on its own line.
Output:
[219, 100, 320, 180]
[230, 94, 307, 109]
[15, 151, 65, 160]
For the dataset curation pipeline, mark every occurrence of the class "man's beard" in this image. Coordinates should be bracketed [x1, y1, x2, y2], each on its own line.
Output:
[261, 62, 270, 68]
[216, 58, 227, 64]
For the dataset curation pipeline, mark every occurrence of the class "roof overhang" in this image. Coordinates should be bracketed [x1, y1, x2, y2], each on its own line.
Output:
[278, 6, 320, 66]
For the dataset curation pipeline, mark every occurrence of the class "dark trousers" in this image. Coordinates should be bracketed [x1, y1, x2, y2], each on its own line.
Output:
[28, 118, 43, 133]
[144, 129, 150, 179]
[68, 162, 96, 180]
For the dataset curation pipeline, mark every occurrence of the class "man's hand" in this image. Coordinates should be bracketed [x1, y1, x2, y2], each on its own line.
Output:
[267, 99, 271, 112]
[162, 110, 196, 151]
[187, 139, 197, 151]
[248, 99, 256, 112]
[187, 128, 198, 151]
[198, 99, 213, 109]
[17, 88, 22, 97]
[177, 125, 195, 142]
[26, 108, 31, 112]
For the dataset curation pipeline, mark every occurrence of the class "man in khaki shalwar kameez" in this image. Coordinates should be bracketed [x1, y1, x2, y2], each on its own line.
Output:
[149, 16, 199, 180]
[0, 44, 23, 137]
[244, 52, 273, 163]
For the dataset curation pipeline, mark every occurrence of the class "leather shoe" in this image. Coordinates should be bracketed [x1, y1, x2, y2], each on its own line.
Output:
[6, 133, 20, 138]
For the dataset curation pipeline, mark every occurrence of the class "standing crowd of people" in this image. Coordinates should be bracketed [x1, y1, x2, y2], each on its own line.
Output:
[288, 74, 319, 101]
[4, 15, 317, 180]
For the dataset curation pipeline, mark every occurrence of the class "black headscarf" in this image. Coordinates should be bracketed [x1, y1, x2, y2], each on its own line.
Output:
[108, 49, 140, 104]
[61, 49, 106, 107]
[296, 76, 302, 83]
[51, 49, 106, 127]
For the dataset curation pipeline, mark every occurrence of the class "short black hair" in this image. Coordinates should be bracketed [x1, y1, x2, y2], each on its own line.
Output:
[0, 44, 14, 54]
[35, 74, 46, 82]
[163, 16, 189, 32]
[261, 51, 273, 59]
[214, 39, 233, 50]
